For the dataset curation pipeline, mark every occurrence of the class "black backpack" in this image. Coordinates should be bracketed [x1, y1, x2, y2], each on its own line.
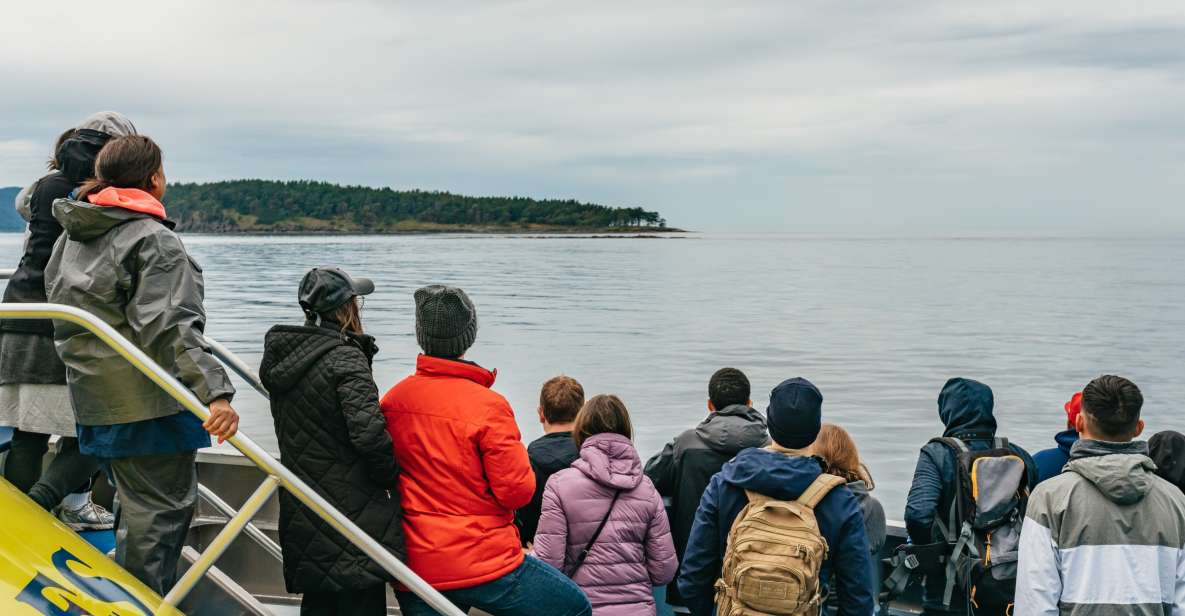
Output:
[883, 437, 1029, 614]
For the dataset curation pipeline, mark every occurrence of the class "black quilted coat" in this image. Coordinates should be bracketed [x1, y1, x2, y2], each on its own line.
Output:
[260, 322, 404, 593]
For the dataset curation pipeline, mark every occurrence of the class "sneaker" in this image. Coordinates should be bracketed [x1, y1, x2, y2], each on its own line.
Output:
[58, 499, 115, 531]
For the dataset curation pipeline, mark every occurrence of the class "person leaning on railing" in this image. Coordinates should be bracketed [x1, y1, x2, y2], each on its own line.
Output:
[44, 134, 239, 595]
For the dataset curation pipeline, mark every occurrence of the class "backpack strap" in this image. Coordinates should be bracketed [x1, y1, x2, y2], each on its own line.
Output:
[796, 473, 846, 508]
[994, 436, 1010, 449]
[925, 438, 967, 544]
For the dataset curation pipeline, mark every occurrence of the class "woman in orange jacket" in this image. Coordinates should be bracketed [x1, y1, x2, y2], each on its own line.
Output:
[381, 285, 591, 616]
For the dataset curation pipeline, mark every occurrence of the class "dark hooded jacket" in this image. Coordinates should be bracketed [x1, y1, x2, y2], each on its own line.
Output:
[260, 323, 403, 592]
[1149, 430, 1185, 495]
[677, 448, 874, 616]
[644, 404, 769, 606]
[0, 131, 111, 385]
[45, 197, 235, 425]
[1033, 429, 1079, 485]
[904, 378, 1037, 613]
[517, 430, 579, 546]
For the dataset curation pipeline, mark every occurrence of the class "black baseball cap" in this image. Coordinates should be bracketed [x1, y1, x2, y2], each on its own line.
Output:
[298, 267, 375, 315]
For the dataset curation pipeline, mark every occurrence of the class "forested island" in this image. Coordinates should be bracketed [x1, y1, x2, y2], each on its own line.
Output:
[163, 180, 675, 234]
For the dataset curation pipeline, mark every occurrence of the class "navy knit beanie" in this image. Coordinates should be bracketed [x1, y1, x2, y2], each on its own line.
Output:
[415, 285, 478, 358]
[766, 377, 823, 449]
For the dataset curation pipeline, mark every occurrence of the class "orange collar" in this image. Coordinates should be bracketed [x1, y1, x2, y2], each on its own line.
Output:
[86, 187, 167, 220]
[415, 354, 496, 388]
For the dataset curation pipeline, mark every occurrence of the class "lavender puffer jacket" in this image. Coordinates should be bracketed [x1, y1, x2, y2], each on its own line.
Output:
[535, 433, 677, 616]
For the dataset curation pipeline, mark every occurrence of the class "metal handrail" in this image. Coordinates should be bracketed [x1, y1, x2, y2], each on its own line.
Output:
[0, 303, 465, 616]
[206, 336, 269, 399]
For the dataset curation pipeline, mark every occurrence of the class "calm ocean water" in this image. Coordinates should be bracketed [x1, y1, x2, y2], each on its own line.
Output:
[3, 232, 1184, 514]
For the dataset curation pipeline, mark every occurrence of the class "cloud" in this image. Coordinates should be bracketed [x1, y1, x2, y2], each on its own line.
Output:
[1, 1, 1183, 232]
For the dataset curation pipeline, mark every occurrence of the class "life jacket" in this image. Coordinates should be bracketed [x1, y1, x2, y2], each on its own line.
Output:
[714, 473, 846, 615]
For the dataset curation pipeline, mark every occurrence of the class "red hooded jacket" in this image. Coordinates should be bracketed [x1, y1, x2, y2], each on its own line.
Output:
[380, 355, 535, 589]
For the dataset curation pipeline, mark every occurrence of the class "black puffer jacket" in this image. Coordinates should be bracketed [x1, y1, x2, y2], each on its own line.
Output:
[260, 322, 404, 593]
[644, 404, 769, 606]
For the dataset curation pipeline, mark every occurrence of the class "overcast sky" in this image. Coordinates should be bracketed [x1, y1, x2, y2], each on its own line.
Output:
[2, 1, 1183, 233]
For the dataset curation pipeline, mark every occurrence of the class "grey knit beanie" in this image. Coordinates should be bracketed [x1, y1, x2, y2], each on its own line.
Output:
[415, 285, 477, 358]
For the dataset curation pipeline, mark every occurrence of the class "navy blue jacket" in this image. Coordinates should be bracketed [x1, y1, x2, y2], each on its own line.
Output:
[1032, 429, 1078, 485]
[677, 448, 874, 616]
[904, 378, 1037, 613]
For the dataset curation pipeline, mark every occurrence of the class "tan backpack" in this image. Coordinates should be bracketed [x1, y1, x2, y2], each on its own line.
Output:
[714, 473, 846, 616]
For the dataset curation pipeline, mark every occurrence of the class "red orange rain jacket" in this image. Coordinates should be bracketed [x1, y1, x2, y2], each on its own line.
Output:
[380, 355, 535, 589]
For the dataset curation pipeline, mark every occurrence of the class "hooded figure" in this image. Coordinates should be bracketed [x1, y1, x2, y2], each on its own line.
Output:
[1149, 430, 1185, 494]
[535, 433, 677, 616]
[903, 378, 1037, 615]
[0, 112, 135, 525]
[643, 403, 769, 606]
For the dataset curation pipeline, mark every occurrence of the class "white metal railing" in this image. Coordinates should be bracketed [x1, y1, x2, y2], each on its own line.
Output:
[0, 300, 465, 616]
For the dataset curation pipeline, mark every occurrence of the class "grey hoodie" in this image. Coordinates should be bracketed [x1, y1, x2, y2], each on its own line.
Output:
[644, 404, 770, 606]
[1015, 439, 1185, 616]
[44, 198, 234, 426]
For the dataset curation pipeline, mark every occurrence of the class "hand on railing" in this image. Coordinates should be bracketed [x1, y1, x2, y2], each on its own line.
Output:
[204, 398, 240, 444]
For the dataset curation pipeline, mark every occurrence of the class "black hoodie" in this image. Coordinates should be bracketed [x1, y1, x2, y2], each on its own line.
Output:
[259, 322, 403, 592]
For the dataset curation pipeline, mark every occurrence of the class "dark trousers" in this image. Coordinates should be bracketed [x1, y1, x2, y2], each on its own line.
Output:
[106, 452, 198, 595]
[4, 429, 99, 510]
[301, 584, 387, 615]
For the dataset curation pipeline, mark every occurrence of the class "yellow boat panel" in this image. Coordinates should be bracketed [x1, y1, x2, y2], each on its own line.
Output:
[0, 478, 180, 615]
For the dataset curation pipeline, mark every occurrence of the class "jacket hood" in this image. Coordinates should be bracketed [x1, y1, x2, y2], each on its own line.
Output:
[1055, 429, 1079, 455]
[1150, 431, 1185, 493]
[695, 404, 770, 454]
[87, 187, 167, 220]
[847, 479, 872, 498]
[261, 324, 378, 394]
[1066, 439, 1156, 505]
[53, 198, 170, 242]
[718, 447, 825, 501]
[57, 129, 109, 184]
[573, 433, 643, 490]
[529, 432, 578, 475]
[938, 377, 997, 438]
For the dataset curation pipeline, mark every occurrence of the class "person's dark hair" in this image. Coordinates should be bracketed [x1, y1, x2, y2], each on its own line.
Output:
[48, 128, 76, 170]
[540, 376, 584, 425]
[573, 394, 633, 448]
[709, 367, 750, 409]
[320, 296, 363, 335]
[78, 135, 162, 200]
[1081, 375, 1143, 440]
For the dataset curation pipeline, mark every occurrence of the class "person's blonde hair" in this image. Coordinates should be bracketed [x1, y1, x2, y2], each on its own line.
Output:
[812, 423, 874, 487]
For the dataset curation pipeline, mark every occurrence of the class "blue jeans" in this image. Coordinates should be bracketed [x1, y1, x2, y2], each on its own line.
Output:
[395, 556, 591, 616]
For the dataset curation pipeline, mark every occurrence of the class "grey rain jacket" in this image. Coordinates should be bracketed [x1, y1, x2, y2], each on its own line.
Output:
[644, 404, 769, 606]
[1015, 439, 1185, 615]
[904, 378, 1037, 613]
[44, 198, 234, 426]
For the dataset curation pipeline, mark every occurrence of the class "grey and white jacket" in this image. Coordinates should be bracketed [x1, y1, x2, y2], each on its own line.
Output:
[1015, 439, 1185, 616]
